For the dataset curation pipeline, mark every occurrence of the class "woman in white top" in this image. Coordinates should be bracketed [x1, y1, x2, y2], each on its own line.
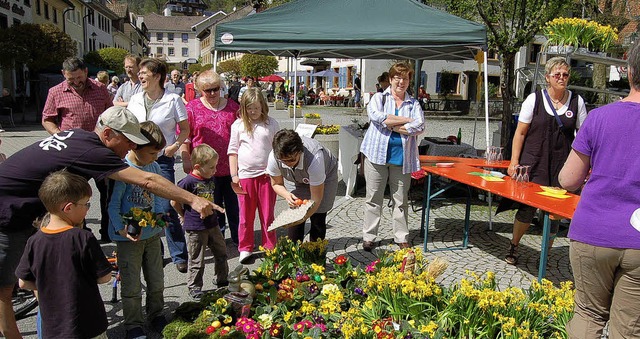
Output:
[503, 56, 587, 265]
[127, 58, 191, 272]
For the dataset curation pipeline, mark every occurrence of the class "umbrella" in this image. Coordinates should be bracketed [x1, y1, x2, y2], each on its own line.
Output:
[311, 69, 341, 77]
[259, 74, 285, 82]
[278, 71, 311, 78]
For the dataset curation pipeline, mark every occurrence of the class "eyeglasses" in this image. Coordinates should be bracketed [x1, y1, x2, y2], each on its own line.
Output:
[203, 87, 221, 94]
[75, 202, 91, 209]
[550, 73, 570, 80]
[392, 76, 410, 82]
[279, 153, 299, 164]
[63, 201, 91, 211]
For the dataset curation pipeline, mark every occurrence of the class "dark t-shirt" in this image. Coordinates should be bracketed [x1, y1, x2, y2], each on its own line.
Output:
[176, 173, 218, 231]
[228, 82, 241, 104]
[15, 226, 112, 338]
[0, 129, 129, 231]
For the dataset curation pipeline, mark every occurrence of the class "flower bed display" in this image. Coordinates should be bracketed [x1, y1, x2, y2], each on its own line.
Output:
[164, 238, 575, 339]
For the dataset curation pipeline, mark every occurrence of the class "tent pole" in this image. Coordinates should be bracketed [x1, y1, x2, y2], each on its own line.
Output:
[213, 50, 218, 73]
[293, 58, 298, 129]
[414, 60, 423, 99]
[483, 50, 490, 151]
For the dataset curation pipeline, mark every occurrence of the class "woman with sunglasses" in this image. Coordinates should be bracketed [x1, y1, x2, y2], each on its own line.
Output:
[503, 56, 587, 265]
[181, 70, 240, 245]
[127, 58, 191, 273]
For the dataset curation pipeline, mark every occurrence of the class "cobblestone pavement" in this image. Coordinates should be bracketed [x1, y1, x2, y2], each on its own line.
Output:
[1, 106, 572, 338]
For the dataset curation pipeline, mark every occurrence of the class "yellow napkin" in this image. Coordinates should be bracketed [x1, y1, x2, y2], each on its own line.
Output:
[536, 191, 571, 199]
[478, 175, 505, 182]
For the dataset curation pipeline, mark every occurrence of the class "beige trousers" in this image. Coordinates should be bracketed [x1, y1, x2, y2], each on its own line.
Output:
[362, 157, 410, 244]
[567, 240, 640, 339]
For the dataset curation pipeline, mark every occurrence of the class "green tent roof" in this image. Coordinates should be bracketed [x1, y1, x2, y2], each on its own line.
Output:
[214, 0, 486, 60]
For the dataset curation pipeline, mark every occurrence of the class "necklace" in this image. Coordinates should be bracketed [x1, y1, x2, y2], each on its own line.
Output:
[202, 97, 223, 111]
[549, 90, 566, 106]
[144, 91, 163, 119]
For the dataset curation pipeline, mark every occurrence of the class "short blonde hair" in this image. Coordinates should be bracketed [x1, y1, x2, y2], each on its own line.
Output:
[190, 144, 218, 167]
[196, 70, 221, 92]
[96, 71, 109, 85]
[545, 57, 570, 75]
[38, 169, 92, 213]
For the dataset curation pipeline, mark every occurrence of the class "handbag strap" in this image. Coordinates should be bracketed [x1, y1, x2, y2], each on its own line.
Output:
[542, 89, 564, 129]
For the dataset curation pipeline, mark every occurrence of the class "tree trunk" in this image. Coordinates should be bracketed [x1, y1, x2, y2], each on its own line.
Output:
[499, 53, 516, 149]
[592, 63, 607, 104]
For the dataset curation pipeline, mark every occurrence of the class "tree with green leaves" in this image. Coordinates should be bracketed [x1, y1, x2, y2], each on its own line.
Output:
[0, 23, 76, 73]
[217, 59, 242, 77]
[98, 48, 130, 74]
[432, 0, 569, 147]
[239, 54, 278, 78]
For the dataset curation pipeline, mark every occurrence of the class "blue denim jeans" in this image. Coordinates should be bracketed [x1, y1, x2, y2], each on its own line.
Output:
[156, 155, 188, 264]
[214, 175, 239, 244]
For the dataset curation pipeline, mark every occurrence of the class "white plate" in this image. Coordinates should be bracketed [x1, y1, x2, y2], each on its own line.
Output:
[436, 162, 454, 168]
[489, 171, 506, 178]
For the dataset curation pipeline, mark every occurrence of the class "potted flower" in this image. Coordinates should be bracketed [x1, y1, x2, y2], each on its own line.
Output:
[304, 113, 322, 125]
[121, 206, 166, 236]
[274, 99, 285, 110]
[313, 125, 340, 156]
[288, 105, 303, 118]
[544, 17, 618, 55]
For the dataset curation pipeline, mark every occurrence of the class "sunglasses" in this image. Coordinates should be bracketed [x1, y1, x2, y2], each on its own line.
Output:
[203, 87, 221, 94]
[550, 73, 570, 80]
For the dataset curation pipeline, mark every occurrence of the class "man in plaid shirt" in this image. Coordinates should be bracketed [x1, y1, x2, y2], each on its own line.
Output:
[41, 57, 114, 241]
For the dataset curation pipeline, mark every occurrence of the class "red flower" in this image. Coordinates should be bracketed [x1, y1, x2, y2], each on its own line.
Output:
[269, 323, 283, 337]
[334, 255, 348, 265]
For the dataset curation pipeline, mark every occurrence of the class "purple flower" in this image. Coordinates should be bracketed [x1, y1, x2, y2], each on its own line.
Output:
[354, 287, 367, 297]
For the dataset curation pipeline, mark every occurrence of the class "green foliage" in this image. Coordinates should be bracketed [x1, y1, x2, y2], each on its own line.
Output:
[239, 54, 278, 78]
[0, 23, 76, 72]
[83, 51, 105, 69]
[437, 0, 569, 147]
[217, 59, 241, 77]
[97, 48, 129, 74]
[187, 63, 213, 74]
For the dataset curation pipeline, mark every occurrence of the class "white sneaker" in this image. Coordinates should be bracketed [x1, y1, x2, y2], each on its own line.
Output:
[239, 251, 252, 264]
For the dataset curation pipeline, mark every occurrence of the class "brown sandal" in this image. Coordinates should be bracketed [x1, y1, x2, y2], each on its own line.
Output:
[505, 242, 518, 265]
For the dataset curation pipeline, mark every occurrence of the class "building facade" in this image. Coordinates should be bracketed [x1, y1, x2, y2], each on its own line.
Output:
[142, 12, 206, 69]
[164, 0, 207, 16]
[106, 1, 148, 57]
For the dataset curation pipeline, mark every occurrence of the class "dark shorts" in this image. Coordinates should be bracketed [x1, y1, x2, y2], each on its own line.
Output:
[0, 228, 34, 286]
[515, 205, 560, 234]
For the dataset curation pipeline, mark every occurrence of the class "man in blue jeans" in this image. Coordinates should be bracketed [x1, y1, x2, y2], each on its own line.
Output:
[156, 155, 189, 273]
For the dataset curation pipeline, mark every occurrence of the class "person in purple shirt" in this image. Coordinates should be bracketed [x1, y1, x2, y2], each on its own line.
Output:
[559, 42, 640, 338]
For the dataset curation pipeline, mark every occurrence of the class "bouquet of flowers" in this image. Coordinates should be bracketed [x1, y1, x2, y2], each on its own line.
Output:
[121, 206, 166, 236]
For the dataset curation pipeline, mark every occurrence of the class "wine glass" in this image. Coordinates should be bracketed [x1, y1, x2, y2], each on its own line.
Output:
[511, 165, 520, 181]
[522, 165, 530, 184]
[497, 147, 504, 162]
